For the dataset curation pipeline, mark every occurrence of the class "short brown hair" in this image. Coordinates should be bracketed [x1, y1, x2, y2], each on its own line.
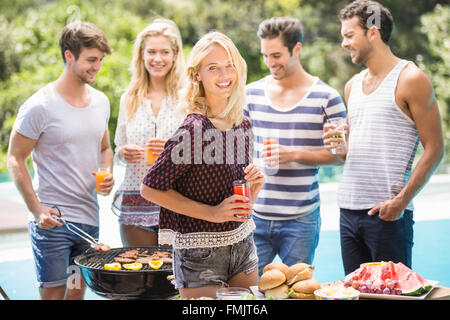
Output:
[257, 17, 303, 53]
[339, 0, 394, 44]
[59, 21, 112, 63]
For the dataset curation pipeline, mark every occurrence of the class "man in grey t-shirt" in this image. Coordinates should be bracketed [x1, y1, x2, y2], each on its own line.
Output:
[7, 22, 114, 300]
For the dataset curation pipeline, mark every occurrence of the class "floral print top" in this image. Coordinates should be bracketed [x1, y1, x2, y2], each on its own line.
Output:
[112, 93, 184, 227]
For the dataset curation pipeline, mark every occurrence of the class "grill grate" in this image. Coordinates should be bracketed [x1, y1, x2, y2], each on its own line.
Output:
[75, 246, 173, 272]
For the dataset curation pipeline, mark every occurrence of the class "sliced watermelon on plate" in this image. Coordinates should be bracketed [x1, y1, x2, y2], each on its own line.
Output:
[344, 261, 435, 297]
[394, 263, 433, 296]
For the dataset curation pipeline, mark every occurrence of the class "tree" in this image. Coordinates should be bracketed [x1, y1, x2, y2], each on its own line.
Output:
[0, 0, 448, 172]
[420, 4, 450, 168]
[0, 0, 148, 170]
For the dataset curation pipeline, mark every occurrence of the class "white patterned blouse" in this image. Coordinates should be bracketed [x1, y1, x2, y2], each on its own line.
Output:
[112, 92, 184, 227]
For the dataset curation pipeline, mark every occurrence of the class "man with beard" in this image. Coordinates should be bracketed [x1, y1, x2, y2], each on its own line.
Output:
[244, 17, 347, 275]
[323, 0, 444, 275]
[7, 22, 114, 299]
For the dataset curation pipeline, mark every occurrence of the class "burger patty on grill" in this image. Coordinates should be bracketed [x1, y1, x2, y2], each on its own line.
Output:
[114, 257, 137, 264]
[117, 249, 139, 259]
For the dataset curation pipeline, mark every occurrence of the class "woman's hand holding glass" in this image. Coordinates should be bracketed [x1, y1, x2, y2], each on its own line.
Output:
[210, 194, 253, 223]
[146, 139, 166, 164]
[208, 164, 264, 223]
[121, 144, 146, 163]
[243, 163, 265, 203]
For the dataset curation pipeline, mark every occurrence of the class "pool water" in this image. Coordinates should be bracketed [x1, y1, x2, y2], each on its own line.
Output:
[311, 219, 450, 286]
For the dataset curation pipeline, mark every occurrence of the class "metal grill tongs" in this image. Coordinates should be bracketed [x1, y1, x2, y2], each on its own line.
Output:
[52, 215, 99, 247]
[49, 206, 111, 252]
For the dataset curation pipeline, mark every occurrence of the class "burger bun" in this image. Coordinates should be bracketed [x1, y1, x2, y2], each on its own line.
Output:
[262, 262, 289, 277]
[258, 269, 286, 292]
[286, 263, 314, 285]
[264, 284, 290, 299]
[290, 278, 321, 299]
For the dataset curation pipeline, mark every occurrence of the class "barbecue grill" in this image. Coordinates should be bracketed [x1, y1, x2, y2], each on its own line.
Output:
[74, 246, 178, 300]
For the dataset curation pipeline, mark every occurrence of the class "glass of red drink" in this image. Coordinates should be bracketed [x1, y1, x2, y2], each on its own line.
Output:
[233, 180, 251, 218]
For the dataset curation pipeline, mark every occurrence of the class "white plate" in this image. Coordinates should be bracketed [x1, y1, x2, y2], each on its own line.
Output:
[250, 286, 267, 299]
[359, 280, 438, 300]
[252, 281, 439, 300]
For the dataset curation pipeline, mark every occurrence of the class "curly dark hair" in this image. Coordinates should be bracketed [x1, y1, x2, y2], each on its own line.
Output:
[339, 0, 394, 44]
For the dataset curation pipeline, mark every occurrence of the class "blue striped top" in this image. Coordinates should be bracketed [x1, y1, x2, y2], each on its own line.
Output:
[245, 76, 347, 220]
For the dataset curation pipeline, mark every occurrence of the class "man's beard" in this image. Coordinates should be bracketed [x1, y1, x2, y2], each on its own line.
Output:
[352, 43, 372, 65]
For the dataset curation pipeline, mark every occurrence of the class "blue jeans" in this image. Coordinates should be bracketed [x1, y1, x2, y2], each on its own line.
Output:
[340, 208, 414, 275]
[253, 207, 321, 276]
[28, 221, 99, 288]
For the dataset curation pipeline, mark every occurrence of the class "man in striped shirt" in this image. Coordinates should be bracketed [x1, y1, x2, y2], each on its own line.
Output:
[324, 0, 444, 275]
[244, 17, 347, 275]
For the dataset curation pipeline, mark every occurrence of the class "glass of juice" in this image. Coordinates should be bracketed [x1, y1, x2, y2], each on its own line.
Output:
[263, 137, 278, 157]
[263, 136, 279, 168]
[233, 180, 251, 218]
[95, 167, 110, 195]
[146, 147, 158, 165]
[147, 124, 159, 165]
[326, 118, 346, 154]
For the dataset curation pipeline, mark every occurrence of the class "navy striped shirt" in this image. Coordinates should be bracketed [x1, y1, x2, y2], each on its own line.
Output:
[245, 76, 346, 220]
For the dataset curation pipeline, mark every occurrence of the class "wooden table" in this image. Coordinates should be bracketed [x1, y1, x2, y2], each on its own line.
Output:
[426, 286, 450, 300]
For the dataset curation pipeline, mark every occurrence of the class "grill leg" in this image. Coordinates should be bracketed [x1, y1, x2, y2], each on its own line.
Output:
[0, 286, 10, 300]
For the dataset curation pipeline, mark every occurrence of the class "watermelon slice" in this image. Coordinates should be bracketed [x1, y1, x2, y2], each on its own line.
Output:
[394, 263, 432, 296]
[344, 261, 433, 296]
[379, 262, 393, 282]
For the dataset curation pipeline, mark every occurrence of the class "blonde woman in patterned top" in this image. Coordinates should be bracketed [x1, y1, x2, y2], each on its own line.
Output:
[112, 18, 185, 246]
[141, 31, 265, 299]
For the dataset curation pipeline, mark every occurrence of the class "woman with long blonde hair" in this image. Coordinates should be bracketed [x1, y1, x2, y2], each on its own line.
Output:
[141, 31, 265, 298]
[112, 18, 185, 246]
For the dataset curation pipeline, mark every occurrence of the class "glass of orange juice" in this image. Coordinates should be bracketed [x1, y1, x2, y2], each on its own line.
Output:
[146, 147, 158, 165]
[147, 124, 159, 165]
[95, 167, 110, 195]
[262, 136, 279, 169]
[263, 137, 278, 157]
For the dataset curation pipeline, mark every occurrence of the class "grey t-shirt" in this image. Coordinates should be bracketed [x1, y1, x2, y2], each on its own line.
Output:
[13, 83, 110, 226]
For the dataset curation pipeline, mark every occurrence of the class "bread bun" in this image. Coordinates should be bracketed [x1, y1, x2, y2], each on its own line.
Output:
[286, 263, 314, 285]
[291, 278, 321, 294]
[264, 284, 290, 299]
[290, 292, 316, 299]
[262, 262, 289, 277]
[258, 269, 286, 292]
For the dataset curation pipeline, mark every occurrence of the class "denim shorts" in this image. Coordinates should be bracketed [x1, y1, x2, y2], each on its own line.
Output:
[28, 221, 99, 288]
[173, 234, 258, 289]
[253, 206, 321, 276]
